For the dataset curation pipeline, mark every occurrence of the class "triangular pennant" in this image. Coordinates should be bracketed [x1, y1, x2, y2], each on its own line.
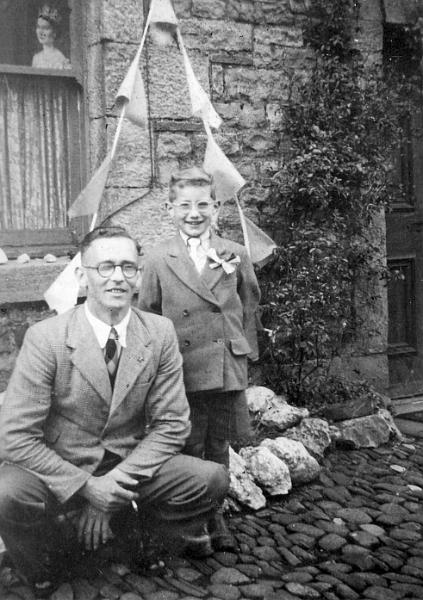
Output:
[150, 0, 178, 25]
[116, 58, 148, 127]
[203, 130, 245, 201]
[178, 33, 222, 129]
[44, 253, 81, 314]
[68, 153, 112, 218]
[244, 215, 277, 267]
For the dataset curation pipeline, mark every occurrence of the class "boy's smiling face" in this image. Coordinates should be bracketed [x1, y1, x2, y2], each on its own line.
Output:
[167, 184, 219, 238]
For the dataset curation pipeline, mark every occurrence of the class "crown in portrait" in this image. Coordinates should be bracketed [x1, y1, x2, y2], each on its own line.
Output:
[38, 4, 62, 25]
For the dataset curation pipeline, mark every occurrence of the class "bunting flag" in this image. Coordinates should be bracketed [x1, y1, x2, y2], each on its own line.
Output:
[68, 153, 112, 218]
[203, 128, 245, 202]
[44, 253, 81, 314]
[178, 31, 222, 129]
[244, 214, 277, 267]
[149, 0, 178, 26]
[115, 57, 148, 128]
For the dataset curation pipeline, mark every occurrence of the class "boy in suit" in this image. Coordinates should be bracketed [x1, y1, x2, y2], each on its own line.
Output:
[0, 226, 228, 596]
[139, 167, 261, 551]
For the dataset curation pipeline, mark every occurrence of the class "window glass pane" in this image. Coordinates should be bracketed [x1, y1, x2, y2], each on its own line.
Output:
[0, 0, 71, 68]
[0, 73, 82, 230]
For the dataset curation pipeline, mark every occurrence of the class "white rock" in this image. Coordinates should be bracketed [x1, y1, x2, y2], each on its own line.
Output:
[240, 446, 292, 495]
[260, 437, 320, 484]
[245, 385, 275, 413]
[43, 253, 57, 263]
[335, 409, 403, 449]
[0, 248, 8, 264]
[229, 447, 266, 510]
[260, 403, 309, 432]
[17, 253, 30, 264]
[285, 417, 332, 458]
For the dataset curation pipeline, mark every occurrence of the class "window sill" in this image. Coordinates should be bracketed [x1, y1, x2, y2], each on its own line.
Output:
[0, 257, 76, 305]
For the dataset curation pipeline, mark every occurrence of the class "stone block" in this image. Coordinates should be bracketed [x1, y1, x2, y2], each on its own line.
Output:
[86, 43, 105, 119]
[155, 157, 180, 186]
[322, 397, 378, 422]
[181, 18, 253, 53]
[213, 102, 266, 129]
[192, 0, 226, 19]
[85, 0, 103, 46]
[261, 437, 321, 484]
[224, 67, 290, 102]
[335, 409, 403, 449]
[110, 187, 176, 249]
[211, 64, 225, 98]
[146, 44, 210, 119]
[240, 446, 292, 495]
[253, 25, 303, 69]
[88, 117, 108, 168]
[358, 0, 383, 22]
[260, 400, 309, 432]
[156, 133, 192, 159]
[227, 0, 255, 22]
[229, 448, 266, 510]
[173, 0, 192, 18]
[105, 117, 152, 188]
[101, 0, 144, 43]
[254, 0, 295, 25]
[243, 129, 277, 153]
[285, 418, 332, 458]
[289, 0, 310, 14]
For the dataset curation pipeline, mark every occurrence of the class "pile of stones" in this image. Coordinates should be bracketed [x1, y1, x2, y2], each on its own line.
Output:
[229, 386, 403, 510]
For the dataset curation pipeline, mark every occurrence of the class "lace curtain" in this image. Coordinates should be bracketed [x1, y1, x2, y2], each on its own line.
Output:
[0, 74, 72, 230]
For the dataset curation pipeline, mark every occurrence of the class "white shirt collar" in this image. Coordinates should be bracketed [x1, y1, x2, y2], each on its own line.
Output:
[84, 302, 131, 349]
[179, 229, 211, 249]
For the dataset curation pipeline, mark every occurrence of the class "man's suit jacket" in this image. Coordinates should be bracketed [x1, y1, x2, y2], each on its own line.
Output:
[138, 233, 260, 393]
[0, 306, 190, 504]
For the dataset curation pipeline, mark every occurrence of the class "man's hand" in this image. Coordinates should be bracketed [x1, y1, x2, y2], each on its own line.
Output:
[79, 468, 139, 512]
[77, 504, 114, 551]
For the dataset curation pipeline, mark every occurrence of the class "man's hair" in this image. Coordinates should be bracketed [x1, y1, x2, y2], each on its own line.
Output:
[79, 226, 140, 258]
[168, 166, 216, 203]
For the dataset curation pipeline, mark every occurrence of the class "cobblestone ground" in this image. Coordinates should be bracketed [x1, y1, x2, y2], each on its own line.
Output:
[1, 439, 423, 600]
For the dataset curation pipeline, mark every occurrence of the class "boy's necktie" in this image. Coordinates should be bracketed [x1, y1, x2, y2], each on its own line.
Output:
[104, 327, 120, 385]
[187, 237, 206, 273]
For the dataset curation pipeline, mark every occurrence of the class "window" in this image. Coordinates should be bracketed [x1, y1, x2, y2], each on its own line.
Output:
[0, 0, 85, 258]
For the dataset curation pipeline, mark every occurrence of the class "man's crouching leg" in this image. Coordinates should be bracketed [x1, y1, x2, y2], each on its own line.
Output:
[0, 464, 75, 593]
[136, 454, 229, 558]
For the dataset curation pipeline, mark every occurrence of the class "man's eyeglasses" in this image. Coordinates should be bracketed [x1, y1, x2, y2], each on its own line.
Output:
[82, 262, 139, 279]
[171, 201, 214, 214]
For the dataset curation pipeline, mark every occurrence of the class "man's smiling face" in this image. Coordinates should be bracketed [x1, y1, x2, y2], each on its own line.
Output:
[167, 184, 219, 238]
[78, 236, 140, 324]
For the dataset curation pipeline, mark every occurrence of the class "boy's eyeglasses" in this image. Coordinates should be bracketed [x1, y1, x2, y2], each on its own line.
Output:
[82, 262, 139, 278]
[171, 201, 214, 213]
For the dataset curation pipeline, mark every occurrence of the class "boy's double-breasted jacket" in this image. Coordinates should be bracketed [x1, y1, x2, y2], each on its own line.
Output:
[138, 233, 261, 393]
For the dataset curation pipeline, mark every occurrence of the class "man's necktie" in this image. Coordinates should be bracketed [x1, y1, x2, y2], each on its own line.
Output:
[104, 327, 120, 385]
[187, 237, 206, 273]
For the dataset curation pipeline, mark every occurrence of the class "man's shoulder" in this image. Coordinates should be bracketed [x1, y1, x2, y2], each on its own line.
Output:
[28, 306, 79, 337]
[131, 306, 174, 332]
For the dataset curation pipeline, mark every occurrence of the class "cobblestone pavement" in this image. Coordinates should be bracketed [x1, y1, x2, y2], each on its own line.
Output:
[1, 438, 423, 599]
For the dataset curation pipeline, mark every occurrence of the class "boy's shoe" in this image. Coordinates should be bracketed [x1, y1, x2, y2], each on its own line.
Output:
[209, 513, 237, 552]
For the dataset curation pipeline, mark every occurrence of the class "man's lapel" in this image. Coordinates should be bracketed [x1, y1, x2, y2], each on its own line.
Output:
[67, 306, 112, 404]
[110, 311, 153, 414]
[164, 235, 219, 305]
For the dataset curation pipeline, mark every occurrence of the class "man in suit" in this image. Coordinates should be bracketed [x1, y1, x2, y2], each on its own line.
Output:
[139, 167, 260, 551]
[0, 226, 228, 596]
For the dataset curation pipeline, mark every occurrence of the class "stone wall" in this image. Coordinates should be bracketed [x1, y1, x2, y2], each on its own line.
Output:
[0, 0, 392, 392]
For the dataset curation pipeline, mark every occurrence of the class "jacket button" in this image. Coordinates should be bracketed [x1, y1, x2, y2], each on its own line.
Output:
[216, 339, 224, 345]
[184, 340, 191, 346]
[183, 309, 189, 316]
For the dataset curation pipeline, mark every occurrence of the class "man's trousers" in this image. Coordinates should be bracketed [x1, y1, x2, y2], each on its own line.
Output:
[0, 454, 228, 583]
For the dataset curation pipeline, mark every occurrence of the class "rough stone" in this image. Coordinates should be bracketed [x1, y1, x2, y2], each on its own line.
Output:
[208, 583, 241, 600]
[336, 508, 372, 525]
[228, 448, 267, 509]
[322, 397, 378, 422]
[245, 386, 275, 413]
[335, 410, 403, 448]
[192, 0, 226, 19]
[239, 446, 292, 495]
[253, 25, 303, 68]
[284, 418, 332, 458]
[16, 254, 30, 264]
[181, 18, 253, 53]
[260, 403, 309, 433]
[0, 248, 8, 264]
[318, 533, 347, 552]
[210, 568, 250, 585]
[260, 437, 320, 484]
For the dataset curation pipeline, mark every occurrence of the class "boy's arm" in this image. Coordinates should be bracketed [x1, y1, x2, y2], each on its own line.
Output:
[138, 256, 163, 315]
[237, 249, 261, 361]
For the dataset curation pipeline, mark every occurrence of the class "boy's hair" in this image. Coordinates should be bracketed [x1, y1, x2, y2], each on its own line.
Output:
[168, 167, 217, 203]
[79, 226, 141, 258]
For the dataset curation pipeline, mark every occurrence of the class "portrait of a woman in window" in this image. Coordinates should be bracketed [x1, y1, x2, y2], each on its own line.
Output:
[32, 4, 71, 70]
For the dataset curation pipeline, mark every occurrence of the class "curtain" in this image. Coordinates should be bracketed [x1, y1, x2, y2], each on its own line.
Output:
[0, 74, 72, 230]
